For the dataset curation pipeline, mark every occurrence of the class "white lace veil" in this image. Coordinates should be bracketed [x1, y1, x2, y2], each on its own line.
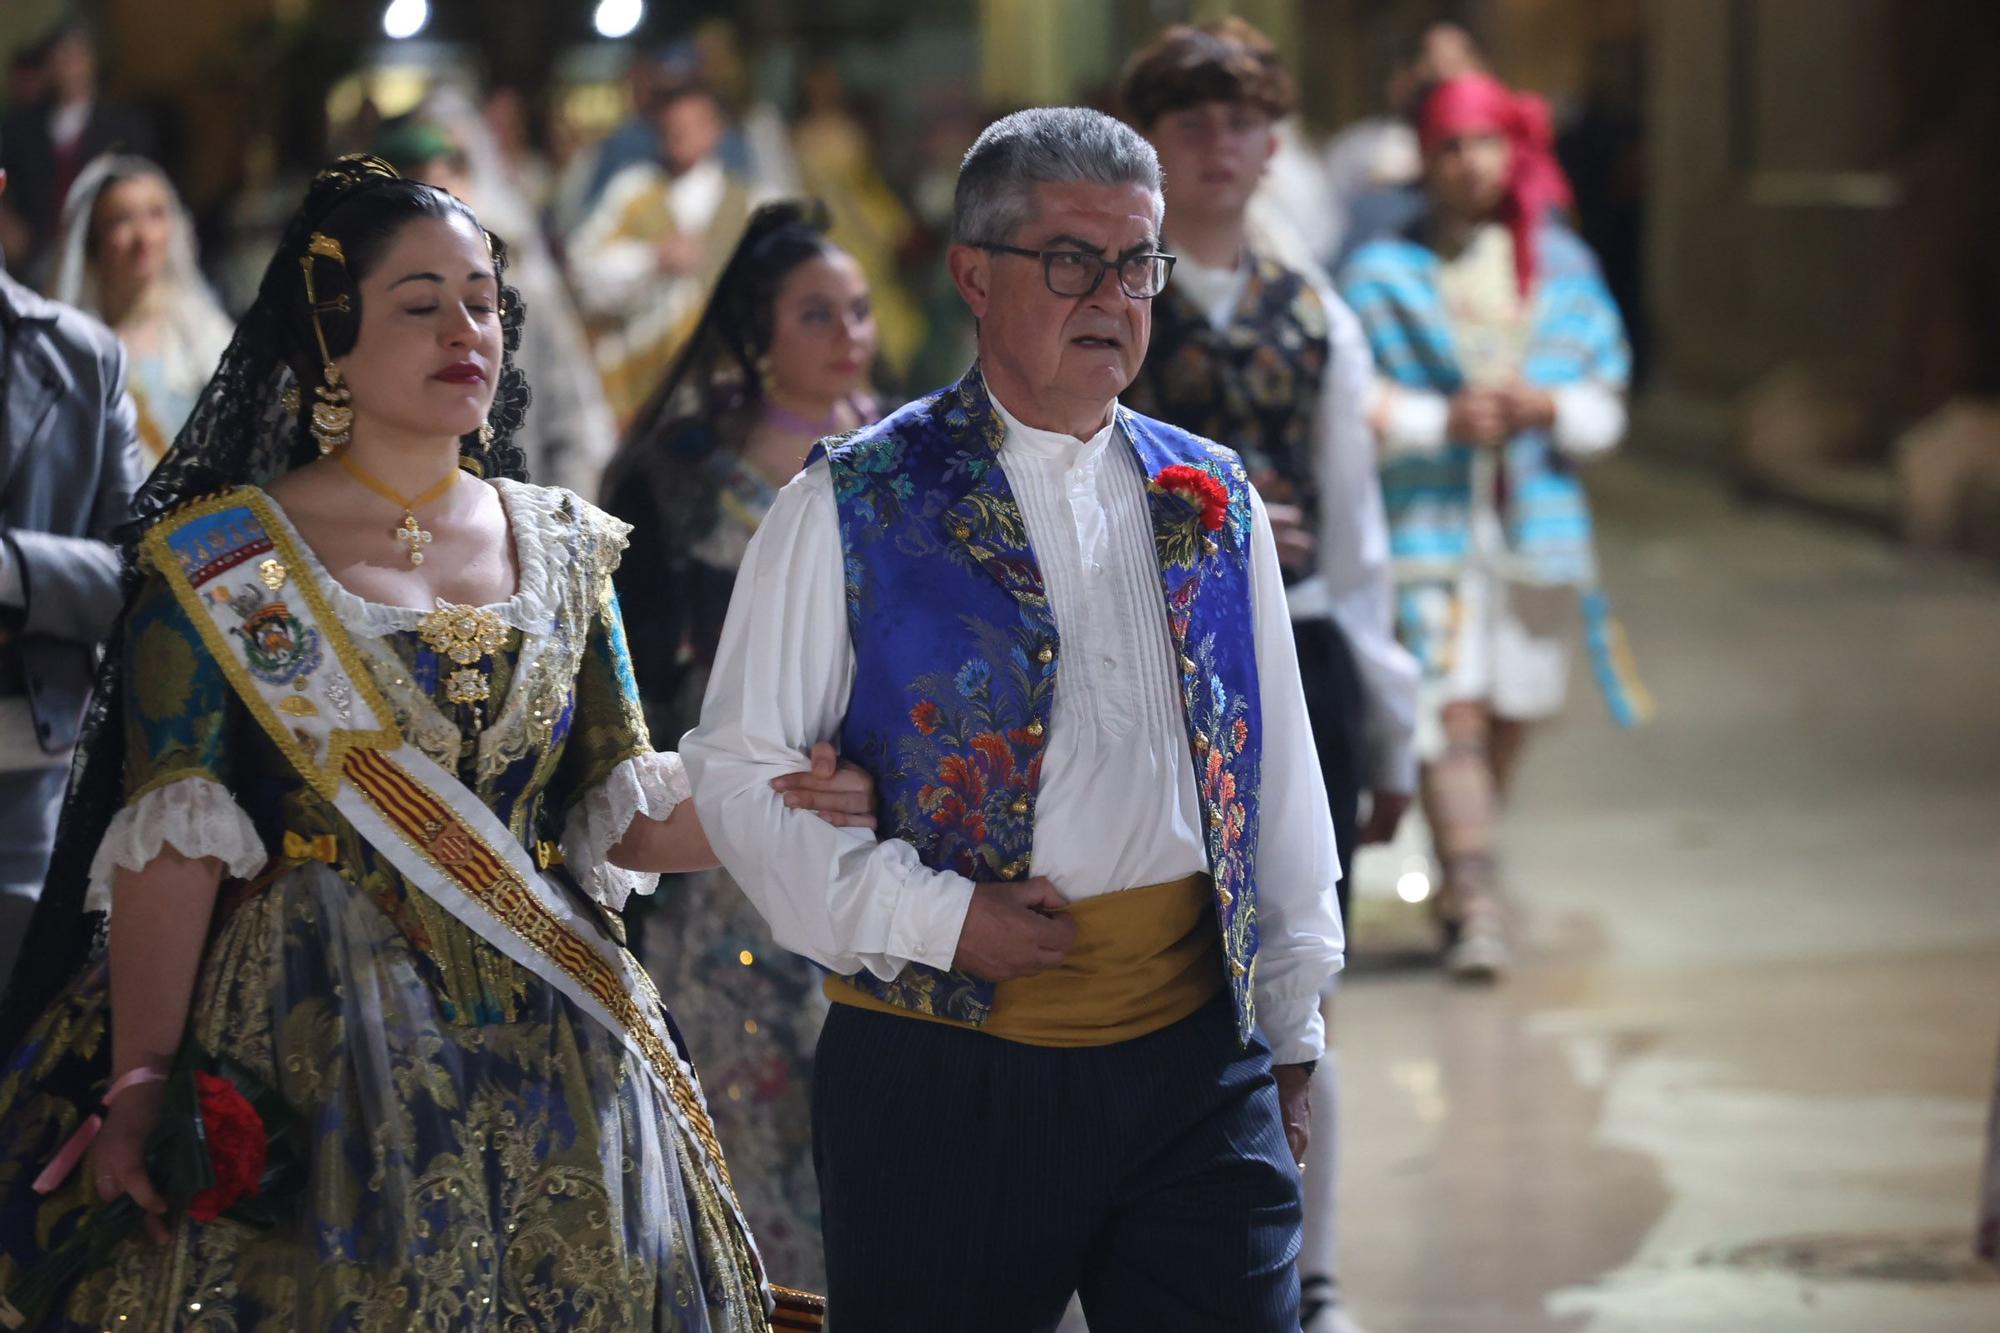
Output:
[49, 153, 236, 407]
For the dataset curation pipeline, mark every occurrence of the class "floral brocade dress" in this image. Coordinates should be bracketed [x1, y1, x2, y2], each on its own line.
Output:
[609, 445, 827, 1292]
[0, 480, 768, 1331]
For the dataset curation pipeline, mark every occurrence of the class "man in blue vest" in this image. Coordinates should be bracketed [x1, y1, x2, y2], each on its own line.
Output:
[684, 106, 1343, 1331]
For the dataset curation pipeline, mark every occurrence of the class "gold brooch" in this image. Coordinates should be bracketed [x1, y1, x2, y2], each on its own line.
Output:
[444, 668, 491, 706]
[417, 604, 509, 665]
[418, 604, 508, 716]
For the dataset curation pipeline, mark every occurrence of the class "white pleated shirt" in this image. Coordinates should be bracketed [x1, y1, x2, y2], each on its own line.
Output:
[682, 387, 1345, 1063]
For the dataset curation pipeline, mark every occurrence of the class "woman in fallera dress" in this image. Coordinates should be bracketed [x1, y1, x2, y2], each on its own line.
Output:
[601, 199, 880, 1290]
[0, 156, 867, 1331]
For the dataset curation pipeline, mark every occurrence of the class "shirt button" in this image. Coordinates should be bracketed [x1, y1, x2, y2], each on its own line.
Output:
[1010, 797, 1029, 816]
[1025, 721, 1045, 739]
[1101, 656, 1115, 670]
[1037, 644, 1055, 665]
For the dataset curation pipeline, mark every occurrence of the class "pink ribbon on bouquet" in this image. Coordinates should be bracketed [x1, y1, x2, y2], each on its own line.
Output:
[31, 1066, 169, 1195]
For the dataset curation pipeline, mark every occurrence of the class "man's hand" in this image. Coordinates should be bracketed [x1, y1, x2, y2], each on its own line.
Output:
[769, 741, 878, 829]
[1446, 389, 1510, 448]
[1264, 501, 1317, 573]
[1274, 1062, 1314, 1166]
[1496, 382, 1557, 433]
[1358, 790, 1411, 846]
[951, 878, 1077, 982]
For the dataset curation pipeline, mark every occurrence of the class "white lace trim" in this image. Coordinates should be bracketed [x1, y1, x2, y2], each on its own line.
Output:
[560, 750, 690, 913]
[85, 776, 268, 914]
[256, 477, 575, 636]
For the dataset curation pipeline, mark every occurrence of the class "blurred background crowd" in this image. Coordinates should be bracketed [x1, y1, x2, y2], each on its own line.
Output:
[2, 0, 1997, 553]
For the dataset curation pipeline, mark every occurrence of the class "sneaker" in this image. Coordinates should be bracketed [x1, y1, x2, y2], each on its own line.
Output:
[1306, 1310, 1372, 1333]
[1445, 909, 1508, 983]
[1300, 1276, 1371, 1333]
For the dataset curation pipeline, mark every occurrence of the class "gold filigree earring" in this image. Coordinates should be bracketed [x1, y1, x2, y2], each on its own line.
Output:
[301, 233, 355, 455]
[310, 365, 353, 455]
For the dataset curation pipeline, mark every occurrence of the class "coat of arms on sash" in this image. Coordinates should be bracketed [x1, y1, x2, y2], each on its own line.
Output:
[421, 815, 478, 871]
[213, 583, 323, 688]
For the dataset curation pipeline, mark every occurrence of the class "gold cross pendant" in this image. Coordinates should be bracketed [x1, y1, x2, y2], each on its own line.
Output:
[395, 511, 435, 566]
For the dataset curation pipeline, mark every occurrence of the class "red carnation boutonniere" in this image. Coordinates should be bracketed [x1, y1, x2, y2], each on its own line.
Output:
[1151, 464, 1230, 533]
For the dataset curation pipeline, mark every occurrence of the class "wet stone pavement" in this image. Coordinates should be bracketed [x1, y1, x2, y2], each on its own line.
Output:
[1336, 454, 2000, 1332]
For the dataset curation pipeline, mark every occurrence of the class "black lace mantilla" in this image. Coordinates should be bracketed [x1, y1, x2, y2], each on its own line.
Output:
[0, 156, 534, 1055]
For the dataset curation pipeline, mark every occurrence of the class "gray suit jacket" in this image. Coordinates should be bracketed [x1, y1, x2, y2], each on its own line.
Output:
[0, 270, 145, 754]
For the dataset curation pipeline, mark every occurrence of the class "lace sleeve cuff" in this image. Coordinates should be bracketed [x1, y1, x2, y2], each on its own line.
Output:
[85, 776, 267, 914]
[560, 750, 692, 912]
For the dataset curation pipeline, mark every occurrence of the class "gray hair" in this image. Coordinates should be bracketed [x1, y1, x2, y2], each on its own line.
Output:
[951, 107, 1164, 248]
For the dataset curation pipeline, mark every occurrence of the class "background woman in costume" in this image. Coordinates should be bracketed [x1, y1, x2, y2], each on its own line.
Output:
[1339, 73, 1640, 982]
[0, 157, 870, 1329]
[48, 153, 234, 469]
[600, 198, 880, 1290]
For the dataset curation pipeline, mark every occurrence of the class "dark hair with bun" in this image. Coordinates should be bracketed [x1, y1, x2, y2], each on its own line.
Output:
[275, 175, 526, 469]
[607, 198, 842, 475]
[659, 198, 837, 416]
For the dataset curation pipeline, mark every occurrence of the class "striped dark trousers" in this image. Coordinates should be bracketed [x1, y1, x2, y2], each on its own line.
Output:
[812, 992, 1303, 1332]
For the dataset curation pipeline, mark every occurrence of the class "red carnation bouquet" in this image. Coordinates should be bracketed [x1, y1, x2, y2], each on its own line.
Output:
[1151, 464, 1230, 533]
[1, 1036, 302, 1330]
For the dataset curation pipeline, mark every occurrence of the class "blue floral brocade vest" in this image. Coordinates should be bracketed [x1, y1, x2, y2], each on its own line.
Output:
[813, 368, 1267, 1042]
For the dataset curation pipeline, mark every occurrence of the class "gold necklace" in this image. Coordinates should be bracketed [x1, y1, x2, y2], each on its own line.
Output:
[334, 450, 460, 566]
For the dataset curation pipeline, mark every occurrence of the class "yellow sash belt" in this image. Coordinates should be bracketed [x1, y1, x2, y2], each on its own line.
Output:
[824, 873, 1223, 1048]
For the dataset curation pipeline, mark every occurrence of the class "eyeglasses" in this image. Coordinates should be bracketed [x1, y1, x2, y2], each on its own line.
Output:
[976, 243, 1177, 300]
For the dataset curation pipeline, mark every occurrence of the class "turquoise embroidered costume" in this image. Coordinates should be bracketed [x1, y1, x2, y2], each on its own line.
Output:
[1340, 221, 1649, 725]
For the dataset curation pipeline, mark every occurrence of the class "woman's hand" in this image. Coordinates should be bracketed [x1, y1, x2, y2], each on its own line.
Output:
[90, 1081, 171, 1244]
[770, 741, 877, 830]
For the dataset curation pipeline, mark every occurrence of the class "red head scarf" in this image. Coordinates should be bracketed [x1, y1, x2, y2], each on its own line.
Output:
[1416, 73, 1573, 294]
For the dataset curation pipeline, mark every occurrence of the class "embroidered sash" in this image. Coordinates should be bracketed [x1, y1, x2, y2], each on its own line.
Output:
[140, 487, 755, 1258]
